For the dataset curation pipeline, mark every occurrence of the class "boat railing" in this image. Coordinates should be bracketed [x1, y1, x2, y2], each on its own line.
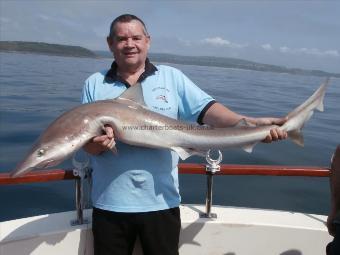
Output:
[0, 162, 330, 225]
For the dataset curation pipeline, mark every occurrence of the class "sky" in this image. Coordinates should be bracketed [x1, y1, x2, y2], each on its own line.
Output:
[0, 0, 339, 73]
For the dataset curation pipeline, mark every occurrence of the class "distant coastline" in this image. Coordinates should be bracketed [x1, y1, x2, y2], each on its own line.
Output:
[147, 53, 340, 78]
[0, 41, 97, 58]
[1, 41, 339, 78]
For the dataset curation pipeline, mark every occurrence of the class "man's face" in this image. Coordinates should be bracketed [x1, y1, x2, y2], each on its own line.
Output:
[107, 20, 150, 71]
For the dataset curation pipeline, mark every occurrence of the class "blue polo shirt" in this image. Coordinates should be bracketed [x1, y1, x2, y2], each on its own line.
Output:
[82, 60, 215, 212]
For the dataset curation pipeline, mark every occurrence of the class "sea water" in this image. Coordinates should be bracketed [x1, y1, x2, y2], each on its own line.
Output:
[0, 52, 339, 221]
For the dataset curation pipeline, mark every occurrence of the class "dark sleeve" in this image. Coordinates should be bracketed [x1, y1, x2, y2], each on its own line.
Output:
[197, 100, 217, 125]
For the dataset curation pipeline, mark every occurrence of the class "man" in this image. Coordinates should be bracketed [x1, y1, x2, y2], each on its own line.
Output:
[327, 145, 340, 255]
[82, 14, 287, 255]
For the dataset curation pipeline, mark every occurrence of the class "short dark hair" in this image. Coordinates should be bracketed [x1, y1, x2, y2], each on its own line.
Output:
[108, 14, 148, 38]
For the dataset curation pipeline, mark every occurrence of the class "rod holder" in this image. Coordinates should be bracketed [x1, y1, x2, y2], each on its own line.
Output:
[200, 150, 222, 218]
[71, 156, 91, 226]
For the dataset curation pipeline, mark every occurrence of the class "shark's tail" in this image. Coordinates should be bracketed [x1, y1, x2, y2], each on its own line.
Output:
[283, 78, 330, 147]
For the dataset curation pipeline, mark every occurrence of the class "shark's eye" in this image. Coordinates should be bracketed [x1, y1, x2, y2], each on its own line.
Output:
[37, 149, 45, 157]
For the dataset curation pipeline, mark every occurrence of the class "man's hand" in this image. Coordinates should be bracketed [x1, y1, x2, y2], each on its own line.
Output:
[83, 125, 116, 155]
[255, 117, 288, 143]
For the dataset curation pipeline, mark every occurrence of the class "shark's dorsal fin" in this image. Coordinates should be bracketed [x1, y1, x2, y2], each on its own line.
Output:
[117, 82, 147, 107]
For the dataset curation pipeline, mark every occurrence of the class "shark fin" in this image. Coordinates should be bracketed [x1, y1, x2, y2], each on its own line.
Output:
[305, 110, 314, 124]
[316, 100, 324, 112]
[235, 118, 256, 128]
[171, 147, 206, 160]
[316, 78, 330, 112]
[288, 130, 304, 147]
[110, 146, 118, 155]
[236, 119, 257, 153]
[242, 142, 257, 153]
[117, 82, 147, 107]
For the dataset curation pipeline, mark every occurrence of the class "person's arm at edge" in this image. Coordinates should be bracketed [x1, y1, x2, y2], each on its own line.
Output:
[202, 102, 288, 142]
[327, 145, 340, 236]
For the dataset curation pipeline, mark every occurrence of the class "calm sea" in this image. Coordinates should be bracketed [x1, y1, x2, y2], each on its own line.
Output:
[0, 52, 339, 222]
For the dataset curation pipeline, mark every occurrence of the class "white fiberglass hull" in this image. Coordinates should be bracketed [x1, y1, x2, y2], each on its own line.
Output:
[0, 205, 331, 255]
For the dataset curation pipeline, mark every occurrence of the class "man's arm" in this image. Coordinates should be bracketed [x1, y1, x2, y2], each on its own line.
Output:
[328, 145, 340, 236]
[202, 102, 288, 142]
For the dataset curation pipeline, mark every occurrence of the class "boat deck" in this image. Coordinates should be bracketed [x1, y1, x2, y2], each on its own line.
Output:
[0, 205, 331, 255]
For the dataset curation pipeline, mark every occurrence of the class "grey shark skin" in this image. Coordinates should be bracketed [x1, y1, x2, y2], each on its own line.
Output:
[11, 79, 330, 177]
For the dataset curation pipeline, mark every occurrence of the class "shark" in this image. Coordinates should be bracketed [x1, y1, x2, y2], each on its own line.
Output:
[11, 79, 330, 177]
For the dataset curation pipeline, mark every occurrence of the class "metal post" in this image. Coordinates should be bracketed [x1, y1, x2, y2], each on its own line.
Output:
[73, 177, 84, 225]
[71, 155, 90, 226]
[200, 149, 222, 218]
[205, 172, 214, 217]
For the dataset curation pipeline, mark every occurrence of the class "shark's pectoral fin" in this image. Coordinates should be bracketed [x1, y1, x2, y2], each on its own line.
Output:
[288, 130, 304, 147]
[316, 100, 324, 112]
[110, 146, 118, 155]
[171, 147, 206, 160]
[306, 110, 314, 123]
[242, 142, 258, 153]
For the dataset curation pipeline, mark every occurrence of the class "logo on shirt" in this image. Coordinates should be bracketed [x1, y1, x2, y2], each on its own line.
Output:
[156, 95, 168, 103]
[152, 86, 172, 111]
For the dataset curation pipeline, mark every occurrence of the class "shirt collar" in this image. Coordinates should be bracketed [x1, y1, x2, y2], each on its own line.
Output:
[104, 58, 158, 87]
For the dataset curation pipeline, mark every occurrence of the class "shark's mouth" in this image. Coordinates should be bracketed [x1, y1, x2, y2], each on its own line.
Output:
[36, 159, 56, 169]
[11, 158, 60, 177]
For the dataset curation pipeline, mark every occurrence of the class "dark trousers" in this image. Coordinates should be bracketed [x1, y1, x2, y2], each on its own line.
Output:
[327, 222, 340, 255]
[92, 207, 181, 255]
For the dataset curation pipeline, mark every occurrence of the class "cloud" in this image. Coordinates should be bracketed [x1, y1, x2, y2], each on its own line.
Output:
[178, 38, 192, 47]
[201, 37, 248, 49]
[261, 43, 273, 50]
[201, 37, 231, 46]
[170, 35, 339, 61]
[279, 46, 339, 57]
[0, 17, 11, 23]
[38, 14, 51, 21]
[279, 46, 290, 53]
[298, 48, 339, 57]
[324, 50, 339, 57]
